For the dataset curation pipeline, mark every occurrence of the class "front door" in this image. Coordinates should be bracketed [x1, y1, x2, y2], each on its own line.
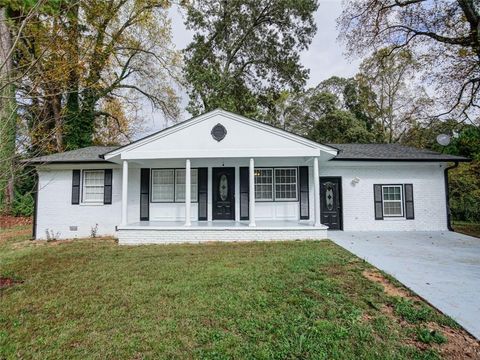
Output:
[320, 177, 343, 230]
[212, 168, 235, 220]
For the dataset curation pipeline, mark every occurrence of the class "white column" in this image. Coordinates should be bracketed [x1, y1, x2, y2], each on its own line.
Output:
[207, 167, 213, 221]
[313, 157, 321, 226]
[185, 159, 191, 226]
[235, 165, 240, 222]
[121, 160, 129, 226]
[249, 158, 256, 227]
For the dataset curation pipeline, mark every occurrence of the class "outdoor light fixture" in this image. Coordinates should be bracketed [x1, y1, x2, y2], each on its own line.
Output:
[351, 177, 360, 185]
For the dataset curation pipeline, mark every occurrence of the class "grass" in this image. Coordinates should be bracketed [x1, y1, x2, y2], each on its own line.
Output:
[0, 227, 467, 359]
[416, 328, 447, 345]
[453, 221, 480, 238]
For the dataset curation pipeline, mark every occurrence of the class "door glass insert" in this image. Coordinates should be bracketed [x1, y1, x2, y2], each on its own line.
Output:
[324, 182, 334, 211]
[219, 174, 228, 201]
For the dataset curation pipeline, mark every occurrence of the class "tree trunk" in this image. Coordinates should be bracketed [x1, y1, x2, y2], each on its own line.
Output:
[52, 94, 64, 152]
[0, 7, 16, 214]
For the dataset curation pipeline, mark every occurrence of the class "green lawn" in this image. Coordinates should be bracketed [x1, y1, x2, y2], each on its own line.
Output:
[0, 227, 474, 359]
[453, 221, 480, 238]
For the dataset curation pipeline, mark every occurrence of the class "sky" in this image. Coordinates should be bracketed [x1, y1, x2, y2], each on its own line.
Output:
[140, 0, 361, 136]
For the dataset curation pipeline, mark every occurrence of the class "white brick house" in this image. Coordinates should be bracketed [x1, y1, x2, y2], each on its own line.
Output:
[28, 109, 468, 244]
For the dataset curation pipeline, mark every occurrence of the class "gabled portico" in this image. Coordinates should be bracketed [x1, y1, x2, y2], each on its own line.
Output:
[102, 109, 337, 244]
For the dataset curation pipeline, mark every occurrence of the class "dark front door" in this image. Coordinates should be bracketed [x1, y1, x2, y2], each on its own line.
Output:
[212, 168, 235, 220]
[320, 177, 343, 230]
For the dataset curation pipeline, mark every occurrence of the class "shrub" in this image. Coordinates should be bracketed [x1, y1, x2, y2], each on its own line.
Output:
[12, 191, 34, 217]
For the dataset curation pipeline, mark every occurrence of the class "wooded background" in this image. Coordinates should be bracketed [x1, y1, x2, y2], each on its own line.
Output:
[0, 0, 478, 223]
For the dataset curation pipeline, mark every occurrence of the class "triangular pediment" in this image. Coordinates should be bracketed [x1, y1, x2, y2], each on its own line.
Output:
[104, 109, 337, 161]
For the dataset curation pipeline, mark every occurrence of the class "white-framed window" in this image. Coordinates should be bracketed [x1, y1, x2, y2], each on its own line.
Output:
[382, 185, 404, 217]
[274, 168, 298, 201]
[82, 170, 104, 203]
[151, 168, 198, 203]
[254, 167, 298, 201]
[254, 168, 273, 201]
[151, 169, 175, 202]
[175, 169, 198, 202]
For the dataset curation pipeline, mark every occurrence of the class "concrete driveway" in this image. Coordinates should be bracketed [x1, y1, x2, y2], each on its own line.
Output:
[328, 231, 480, 339]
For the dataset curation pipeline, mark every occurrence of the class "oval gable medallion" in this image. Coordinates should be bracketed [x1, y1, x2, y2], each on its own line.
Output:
[211, 123, 227, 142]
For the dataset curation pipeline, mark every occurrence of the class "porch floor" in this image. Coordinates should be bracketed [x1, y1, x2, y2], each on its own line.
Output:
[119, 220, 328, 231]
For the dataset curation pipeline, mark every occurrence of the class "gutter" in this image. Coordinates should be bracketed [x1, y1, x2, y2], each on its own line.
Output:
[444, 161, 459, 231]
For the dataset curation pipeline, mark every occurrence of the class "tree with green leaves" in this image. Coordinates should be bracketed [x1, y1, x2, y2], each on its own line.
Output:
[315, 76, 378, 134]
[13, 0, 181, 153]
[0, 0, 181, 215]
[258, 77, 377, 143]
[183, 0, 318, 118]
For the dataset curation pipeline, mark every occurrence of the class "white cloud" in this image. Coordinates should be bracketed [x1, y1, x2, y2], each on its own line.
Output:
[303, 0, 361, 87]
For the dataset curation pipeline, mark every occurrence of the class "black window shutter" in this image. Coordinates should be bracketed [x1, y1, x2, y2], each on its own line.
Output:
[104, 169, 113, 205]
[299, 166, 309, 220]
[404, 184, 414, 219]
[373, 184, 383, 220]
[72, 170, 81, 205]
[198, 168, 208, 220]
[140, 168, 150, 221]
[240, 167, 249, 220]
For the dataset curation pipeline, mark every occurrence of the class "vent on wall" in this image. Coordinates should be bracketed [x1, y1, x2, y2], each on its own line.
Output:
[69, 226, 78, 231]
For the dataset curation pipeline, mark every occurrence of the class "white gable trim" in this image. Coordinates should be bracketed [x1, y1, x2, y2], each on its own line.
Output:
[103, 109, 338, 160]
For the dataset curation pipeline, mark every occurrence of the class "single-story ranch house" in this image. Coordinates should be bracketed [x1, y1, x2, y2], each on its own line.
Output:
[27, 109, 468, 244]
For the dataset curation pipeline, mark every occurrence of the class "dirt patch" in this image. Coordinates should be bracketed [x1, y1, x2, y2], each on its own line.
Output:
[0, 216, 32, 229]
[0, 226, 32, 243]
[9, 236, 117, 249]
[0, 277, 24, 289]
[363, 269, 418, 300]
[378, 305, 480, 359]
[363, 269, 480, 359]
[428, 322, 480, 359]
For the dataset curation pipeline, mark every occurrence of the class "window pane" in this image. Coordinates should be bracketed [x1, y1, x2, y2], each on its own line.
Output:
[175, 169, 198, 202]
[254, 169, 273, 200]
[151, 169, 174, 202]
[383, 186, 401, 201]
[83, 170, 104, 203]
[384, 201, 402, 216]
[382, 185, 403, 216]
[275, 168, 297, 200]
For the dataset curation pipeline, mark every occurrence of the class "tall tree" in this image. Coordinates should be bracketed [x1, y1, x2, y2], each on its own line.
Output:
[357, 48, 430, 143]
[183, 0, 318, 118]
[259, 78, 376, 143]
[315, 76, 377, 133]
[338, 0, 480, 123]
[0, 6, 16, 213]
[13, 0, 181, 154]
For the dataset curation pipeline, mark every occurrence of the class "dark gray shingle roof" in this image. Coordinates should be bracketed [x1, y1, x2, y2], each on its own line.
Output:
[328, 143, 469, 162]
[25, 146, 120, 163]
[25, 143, 469, 164]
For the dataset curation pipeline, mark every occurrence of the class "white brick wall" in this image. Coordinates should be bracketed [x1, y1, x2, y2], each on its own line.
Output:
[35, 161, 450, 240]
[117, 228, 328, 245]
[36, 166, 122, 239]
[321, 162, 448, 231]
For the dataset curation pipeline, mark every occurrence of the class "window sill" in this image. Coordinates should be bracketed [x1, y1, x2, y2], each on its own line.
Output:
[255, 200, 299, 203]
[382, 217, 406, 221]
[79, 202, 105, 206]
[150, 201, 199, 204]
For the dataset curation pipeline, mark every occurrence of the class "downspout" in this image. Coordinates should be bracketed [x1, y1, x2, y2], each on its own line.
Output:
[444, 161, 459, 231]
[32, 168, 39, 239]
